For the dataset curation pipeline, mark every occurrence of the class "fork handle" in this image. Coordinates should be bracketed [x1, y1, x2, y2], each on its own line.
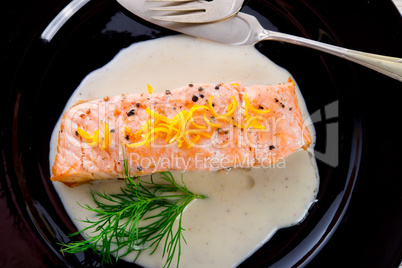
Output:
[262, 30, 402, 81]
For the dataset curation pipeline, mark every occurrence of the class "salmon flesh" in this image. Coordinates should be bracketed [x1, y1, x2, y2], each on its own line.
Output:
[51, 81, 311, 187]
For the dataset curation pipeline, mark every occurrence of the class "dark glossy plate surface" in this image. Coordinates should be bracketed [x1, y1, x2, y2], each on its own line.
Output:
[2, 0, 402, 267]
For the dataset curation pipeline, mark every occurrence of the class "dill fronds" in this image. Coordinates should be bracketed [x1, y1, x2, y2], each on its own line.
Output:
[59, 153, 205, 267]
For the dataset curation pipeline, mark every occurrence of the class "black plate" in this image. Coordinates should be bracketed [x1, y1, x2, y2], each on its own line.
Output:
[1, 0, 402, 267]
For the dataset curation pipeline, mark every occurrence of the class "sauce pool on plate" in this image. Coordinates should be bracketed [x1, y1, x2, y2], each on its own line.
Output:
[49, 35, 319, 267]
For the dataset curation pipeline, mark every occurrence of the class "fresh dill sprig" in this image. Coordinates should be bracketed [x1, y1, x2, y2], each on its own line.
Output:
[60, 154, 205, 267]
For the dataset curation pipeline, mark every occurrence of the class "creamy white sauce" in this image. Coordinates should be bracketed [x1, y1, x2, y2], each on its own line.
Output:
[49, 35, 319, 268]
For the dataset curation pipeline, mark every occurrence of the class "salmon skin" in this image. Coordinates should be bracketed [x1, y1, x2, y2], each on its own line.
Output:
[51, 80, 311, 187]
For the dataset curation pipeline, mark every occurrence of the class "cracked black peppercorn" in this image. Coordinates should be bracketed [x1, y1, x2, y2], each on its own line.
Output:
[192, 95, 199, 102]
[217, 128, 229, 135]
[127, 109, 135, 116]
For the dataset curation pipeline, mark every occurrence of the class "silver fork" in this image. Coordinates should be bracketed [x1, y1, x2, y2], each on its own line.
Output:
[147, 0, 244, 23]
[118, 0, 402, 81]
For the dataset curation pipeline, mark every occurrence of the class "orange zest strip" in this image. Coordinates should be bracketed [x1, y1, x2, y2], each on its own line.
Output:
[158, 123, 179, 143]
[228, 116, 245, 129]
[185, 129, 212, 138]
[245, 115, 266, 129]
[208, 95, 237, 118]
[178, 139, 185, 148]
[244, 94, 270, 115]
[185, 105, 209, 121]
[146, 107, 170, 123]
[76, 128, 93, 140]
[87, 129, 100, 146]
[183, 130, 211, 148]
[203, 114, 221, 128]
[102, 123, 111, 149]
[125, 134, 149, 148]
[124, 126, 133, 138]
[147, 84, 153, 94]
[188, 117, 207, 129]
[126, 127, 159, 148]
[187, 135, 200, 148]
[77, 124, 111, 148]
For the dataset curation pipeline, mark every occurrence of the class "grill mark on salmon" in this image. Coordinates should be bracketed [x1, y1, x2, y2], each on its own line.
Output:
[51, 81, 311, 187]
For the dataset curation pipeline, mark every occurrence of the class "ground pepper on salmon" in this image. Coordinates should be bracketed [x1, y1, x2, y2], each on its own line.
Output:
[51, 79, 311, 187]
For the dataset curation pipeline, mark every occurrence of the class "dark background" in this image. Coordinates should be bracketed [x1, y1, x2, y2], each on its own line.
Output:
[2, 0, 401, 267]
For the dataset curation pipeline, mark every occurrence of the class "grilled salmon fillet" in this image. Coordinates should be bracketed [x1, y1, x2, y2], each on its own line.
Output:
[51, 80, 311, 187]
